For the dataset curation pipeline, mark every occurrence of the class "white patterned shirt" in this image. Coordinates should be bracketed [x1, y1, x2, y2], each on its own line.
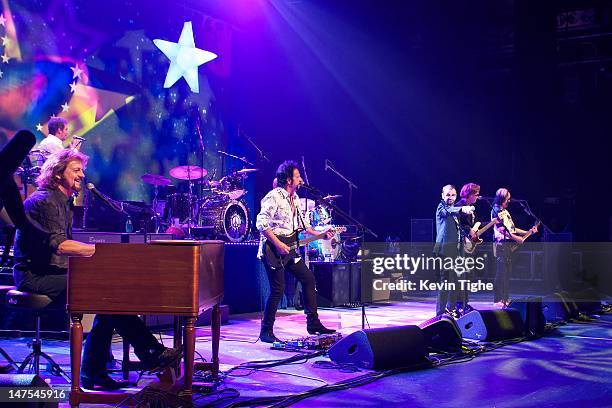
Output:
[38, 135, 64, 156]
[256, 187, 311, 258]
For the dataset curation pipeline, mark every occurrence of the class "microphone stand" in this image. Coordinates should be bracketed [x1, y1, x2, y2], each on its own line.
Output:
[517, 200, 554, 235]
[325, 160, 357, 216]
[238, 126, 269, 163]
[196, 116, 205, 229]
[217, 150, 255, 167]
[301, 184, 377, 330]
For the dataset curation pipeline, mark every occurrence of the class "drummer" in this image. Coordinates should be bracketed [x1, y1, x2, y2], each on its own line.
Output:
[37, 118, 72, 157]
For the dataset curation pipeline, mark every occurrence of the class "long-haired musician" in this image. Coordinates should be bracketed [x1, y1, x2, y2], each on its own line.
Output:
[491, 188, 538, 307]
[255, 160, 335, 343]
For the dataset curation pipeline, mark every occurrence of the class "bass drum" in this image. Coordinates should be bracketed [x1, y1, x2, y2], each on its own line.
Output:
[200, 200, 249, 242]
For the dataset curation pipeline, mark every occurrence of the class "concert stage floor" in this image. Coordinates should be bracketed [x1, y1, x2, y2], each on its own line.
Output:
[1, 300, 610, 407]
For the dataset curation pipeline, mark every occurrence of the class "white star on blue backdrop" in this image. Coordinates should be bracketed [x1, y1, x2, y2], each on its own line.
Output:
[153, 21, 217, 93]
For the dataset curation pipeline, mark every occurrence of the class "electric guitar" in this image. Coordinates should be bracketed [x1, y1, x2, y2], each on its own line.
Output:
[463, 217, 500, 254]
[264, 227, 347, 268]
[509, 221, 541, 253]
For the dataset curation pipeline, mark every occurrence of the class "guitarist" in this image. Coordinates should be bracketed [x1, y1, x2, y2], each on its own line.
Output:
[455, 182, 482, 315]
[256, 160, 335, 343]
[491, 188, 539, 308]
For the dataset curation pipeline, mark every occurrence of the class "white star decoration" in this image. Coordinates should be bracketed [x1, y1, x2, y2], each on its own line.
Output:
[70, 64, 83, 79]
[36, 123, 43, 132]
[0, 14, 6, 27]
[69, 81, 78, 93]
[61, 102, 70, 112]
[1, 54, 9, 63]
[153, 21, 217, 93]
[1, 36, 9, 46]
[0, 69, 3, 79]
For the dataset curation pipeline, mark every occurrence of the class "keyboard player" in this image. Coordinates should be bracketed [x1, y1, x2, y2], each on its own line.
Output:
[13, 149, 180, 390]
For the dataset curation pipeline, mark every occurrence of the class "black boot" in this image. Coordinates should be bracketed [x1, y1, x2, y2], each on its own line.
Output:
[81, 373, 130, 390]
[306, 316, 336, 335]
[259, 326, 280, 343]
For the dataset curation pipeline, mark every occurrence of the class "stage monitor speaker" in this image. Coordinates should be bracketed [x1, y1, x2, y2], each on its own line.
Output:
[456, 309, 524, 341]
[310, 262, 350, 307]
[419, 314, 462, 352]
[508, 297, 546, 336]
[542, 292, 579, 322]
[0, 373, 57, 407]
[328, 325, 426, 370]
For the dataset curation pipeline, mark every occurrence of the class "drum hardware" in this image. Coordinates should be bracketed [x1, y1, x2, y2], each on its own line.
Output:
[323, 194, 342, 201]
[169, 165, 208, 239]
[235, 168, 259, 174]
[141, 173, 172, 233]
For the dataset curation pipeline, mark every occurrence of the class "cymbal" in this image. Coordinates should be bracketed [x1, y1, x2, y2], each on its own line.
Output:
[141, 173, 172, 186]
[323, 194, 342, 200]
[169, 165, 207, 180]
[236, 168, 259, 174]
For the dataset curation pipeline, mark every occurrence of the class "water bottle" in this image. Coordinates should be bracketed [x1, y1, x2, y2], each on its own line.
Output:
[125, 217, 133, 233]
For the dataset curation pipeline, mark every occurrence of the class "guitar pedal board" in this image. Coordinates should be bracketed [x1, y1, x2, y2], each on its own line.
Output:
[272, 332, 343, 352]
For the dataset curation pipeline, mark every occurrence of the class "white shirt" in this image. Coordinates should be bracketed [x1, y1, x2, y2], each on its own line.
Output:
[37, 134, 64, 156]
[493, 208, 516, 242]
[256, 187, 311, 258]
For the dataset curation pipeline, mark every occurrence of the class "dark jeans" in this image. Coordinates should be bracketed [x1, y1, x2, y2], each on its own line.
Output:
[13, 264, 164, 378]
[436, 264, 460, 315]
[262, 257, 318, 329]
[82, 315, 164, 378]
[13, 264, 67, 306]
[494, 243, 513, 303]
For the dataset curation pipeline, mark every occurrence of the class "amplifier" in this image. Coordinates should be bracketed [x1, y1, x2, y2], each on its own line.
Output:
[310, 261, 351, 307]
[72, 231, 174, 244]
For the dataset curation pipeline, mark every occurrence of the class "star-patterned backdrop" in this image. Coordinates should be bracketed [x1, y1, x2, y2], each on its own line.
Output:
[0, 0, 233, 204]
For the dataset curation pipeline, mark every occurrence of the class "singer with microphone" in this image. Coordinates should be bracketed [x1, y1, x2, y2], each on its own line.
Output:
[13, 148, 180, 390]
[491, 188, 539, 308]
[255, 160, 336, 343]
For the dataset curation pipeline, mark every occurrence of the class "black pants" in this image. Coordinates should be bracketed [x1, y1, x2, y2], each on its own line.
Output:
[13, 265, 164, 378]
[494, 243, 513, 303]
[13, 264, 67, 306]
[262, 257, 318, 329]
[436, 264, 460, 315]
[82, 315, 164, 378]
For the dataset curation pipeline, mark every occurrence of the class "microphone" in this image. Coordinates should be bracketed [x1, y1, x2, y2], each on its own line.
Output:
[86, 183, 121, 212]
[73, 136, 87, 141]
[0, 129, 36, 185]
[300, 183, 316, 192]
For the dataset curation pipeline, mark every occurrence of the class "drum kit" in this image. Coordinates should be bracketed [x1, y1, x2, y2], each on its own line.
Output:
[141, 164, 256, 242]
[299, 194, 344, 262]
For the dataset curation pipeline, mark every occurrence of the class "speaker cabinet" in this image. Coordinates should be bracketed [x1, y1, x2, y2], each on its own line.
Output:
[310, 262, 350, 307]
[328, 325, 426, 370]
[0, 374, 57, 407]
[509, 297, 546, 336]
[456, 309, 524, 341]
[419, 314, 462, 351]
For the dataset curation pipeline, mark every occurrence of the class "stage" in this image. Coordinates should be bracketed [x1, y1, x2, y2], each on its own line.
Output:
[1, 299, 610, 407]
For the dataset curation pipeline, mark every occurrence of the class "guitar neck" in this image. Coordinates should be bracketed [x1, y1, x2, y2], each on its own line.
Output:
[293, 232, 327, 248]
[476, 219, 497, 237]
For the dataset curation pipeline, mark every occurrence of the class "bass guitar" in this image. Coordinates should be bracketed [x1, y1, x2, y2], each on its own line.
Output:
[264, 227, 346, 268]
[463, 217, 500, 254]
